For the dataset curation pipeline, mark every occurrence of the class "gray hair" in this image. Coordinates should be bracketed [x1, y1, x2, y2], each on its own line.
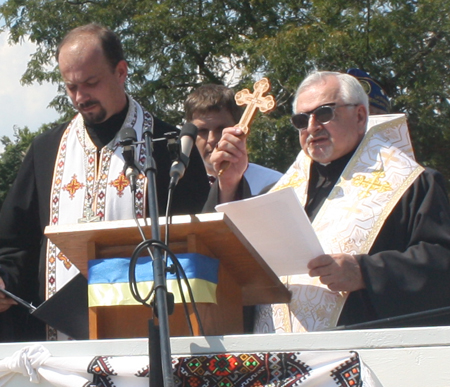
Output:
[293, 71, 369, 113]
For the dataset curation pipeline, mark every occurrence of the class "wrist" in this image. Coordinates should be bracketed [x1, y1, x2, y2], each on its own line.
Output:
[218, 176, 244, 203]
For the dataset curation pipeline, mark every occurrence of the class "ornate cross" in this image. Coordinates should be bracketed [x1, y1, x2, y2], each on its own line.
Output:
[218, 78, 276, 175]
[110, 173, 130, 197]
[234, 77, 276, 135]
[343, 201, 363, 219]
[78, 207, 101, 223]
[272, 172, 305, 192]
[63, 175, 85, 199]
[352, 170, 392, 199]
[380, 150, 400, 167]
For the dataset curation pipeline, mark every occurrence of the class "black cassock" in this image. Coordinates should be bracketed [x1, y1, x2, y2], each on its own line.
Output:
[0, 112, 210, 342]
[306, 153, 450, 326]
[205, 150, 450, 329]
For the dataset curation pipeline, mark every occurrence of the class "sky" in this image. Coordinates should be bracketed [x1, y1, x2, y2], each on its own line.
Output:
[0, 30, 60, 151]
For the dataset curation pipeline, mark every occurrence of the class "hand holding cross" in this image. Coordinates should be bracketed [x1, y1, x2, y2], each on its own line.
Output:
[218, 78, 276, 176]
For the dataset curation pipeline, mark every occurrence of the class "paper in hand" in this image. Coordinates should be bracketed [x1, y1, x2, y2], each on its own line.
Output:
[216, 187, 324, 276]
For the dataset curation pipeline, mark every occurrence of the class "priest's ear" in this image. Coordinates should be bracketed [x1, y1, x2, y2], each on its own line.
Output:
[114, 59, 128, 84]
[356, 104, 368, 134]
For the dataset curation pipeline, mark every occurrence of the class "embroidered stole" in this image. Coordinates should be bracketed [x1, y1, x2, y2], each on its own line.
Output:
[254, 114, 424, 333]
[46, 96, 151, 340]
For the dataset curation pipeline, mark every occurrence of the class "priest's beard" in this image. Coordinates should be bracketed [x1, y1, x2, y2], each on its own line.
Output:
[78, 101, 107, 126]
[306, 129, 333, 164]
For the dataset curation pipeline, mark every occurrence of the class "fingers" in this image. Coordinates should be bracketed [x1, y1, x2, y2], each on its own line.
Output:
[214, 127, 247, 162]
[212, 127, 249, 183]
[0, 298, 16, 313]
[0, 292, 17, 313]
[0, 278, 18, 312]
[307, 254, 334, 271]
[307, 254, 365, 292]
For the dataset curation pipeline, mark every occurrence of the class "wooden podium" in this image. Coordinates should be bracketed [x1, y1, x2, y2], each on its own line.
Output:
[45, 212, 290, 339]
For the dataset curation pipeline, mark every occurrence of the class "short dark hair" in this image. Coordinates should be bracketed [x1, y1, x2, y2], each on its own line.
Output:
[184, 84, 243, 123]
[56, 23, 125, 71]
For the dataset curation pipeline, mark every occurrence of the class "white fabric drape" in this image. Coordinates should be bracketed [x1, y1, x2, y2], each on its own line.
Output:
[0, 344, 383, 387]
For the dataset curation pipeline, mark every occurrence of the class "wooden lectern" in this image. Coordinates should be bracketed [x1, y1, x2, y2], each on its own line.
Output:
[45, 212, 290, 339]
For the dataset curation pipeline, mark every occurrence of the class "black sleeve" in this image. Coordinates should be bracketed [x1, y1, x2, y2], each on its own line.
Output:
[152, 116, 210, 215]
[0, 140, 41, 297]
[0, 124, 66, 300]
[343, 168, 450, 324]
[202, 177, 252, 213]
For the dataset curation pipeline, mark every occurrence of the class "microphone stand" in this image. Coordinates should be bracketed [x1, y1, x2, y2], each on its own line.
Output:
[141, 126, 174, 387]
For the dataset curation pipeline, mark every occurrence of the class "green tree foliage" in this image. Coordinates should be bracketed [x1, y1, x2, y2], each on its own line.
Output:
[0, 121, 60, 209]
[0, 126, 39, 208]
[0, 0, 449, 183]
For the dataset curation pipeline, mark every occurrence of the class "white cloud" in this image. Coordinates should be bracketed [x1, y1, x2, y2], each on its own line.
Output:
[0, 31, 60, 151]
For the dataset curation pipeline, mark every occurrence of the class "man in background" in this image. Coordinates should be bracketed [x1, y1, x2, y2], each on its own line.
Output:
[347, 68, 390, 115]
[184, 84, 282, 207]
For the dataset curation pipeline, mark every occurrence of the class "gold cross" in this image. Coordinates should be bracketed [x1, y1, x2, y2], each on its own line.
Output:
[234, 78, 276, 135]
[218, 78, 276, 175]
[271, 172, 305, 192]
[342, 200, 363, 219]
[352, 170, 392, 199]
[380, 150, 400, 167]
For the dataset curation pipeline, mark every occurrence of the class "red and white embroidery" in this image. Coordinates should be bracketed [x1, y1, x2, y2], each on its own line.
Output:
[62, 174, 85, 199]
[109, 173, 130, 198]
[46, 96, 151, 340]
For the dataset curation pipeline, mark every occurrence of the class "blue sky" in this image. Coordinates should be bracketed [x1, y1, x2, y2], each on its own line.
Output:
[0, 28, 59, 151]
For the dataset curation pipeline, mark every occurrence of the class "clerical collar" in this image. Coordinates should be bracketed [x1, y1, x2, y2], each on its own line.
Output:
[306, 150, 356, 221]
[85, 100, 129, 150]
[312, 150, 355, 176]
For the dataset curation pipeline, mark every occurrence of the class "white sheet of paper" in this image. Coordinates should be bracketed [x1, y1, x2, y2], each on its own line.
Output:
[216, 187, 324, 276]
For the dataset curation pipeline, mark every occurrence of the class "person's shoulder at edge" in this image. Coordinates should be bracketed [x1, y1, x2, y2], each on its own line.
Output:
[152, 115, 179, 137]
[245, 163, 283, 178]
[31, 121, 70, 150]
[406, 166, 450, 205]
[422, 166, 449, 194]
[244, 163, 283, 196]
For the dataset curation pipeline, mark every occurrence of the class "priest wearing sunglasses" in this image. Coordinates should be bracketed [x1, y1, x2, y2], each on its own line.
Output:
[254, 70, 450, 333]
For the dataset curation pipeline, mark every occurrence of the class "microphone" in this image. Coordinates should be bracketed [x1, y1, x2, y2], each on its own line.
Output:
[119, 126, 140, 192]
[169, 123, 198, 189]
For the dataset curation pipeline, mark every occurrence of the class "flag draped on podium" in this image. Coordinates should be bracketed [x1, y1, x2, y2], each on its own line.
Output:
[88, 253, 219, 306]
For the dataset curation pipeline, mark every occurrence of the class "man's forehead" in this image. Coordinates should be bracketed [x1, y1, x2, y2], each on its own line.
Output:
[59, 38, 105, 70]
[59, 49, 106, 85]
[62, 73, 99, 85]
[192, 109, 235, 129]
[296, 79, 342, 111]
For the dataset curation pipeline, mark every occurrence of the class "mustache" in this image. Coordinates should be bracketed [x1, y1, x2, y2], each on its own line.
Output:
[306, 129, 329, 145]
[78, 100, 99, 109]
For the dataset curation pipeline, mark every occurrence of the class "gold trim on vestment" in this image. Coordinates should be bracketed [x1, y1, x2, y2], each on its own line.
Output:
[254, 114, 424, 333]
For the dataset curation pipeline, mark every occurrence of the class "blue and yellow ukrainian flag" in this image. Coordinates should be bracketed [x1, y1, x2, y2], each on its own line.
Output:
[88, 253, 219, 307]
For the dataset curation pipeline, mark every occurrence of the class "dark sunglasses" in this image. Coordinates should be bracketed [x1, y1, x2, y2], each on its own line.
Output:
[291, 104, 357, 131]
